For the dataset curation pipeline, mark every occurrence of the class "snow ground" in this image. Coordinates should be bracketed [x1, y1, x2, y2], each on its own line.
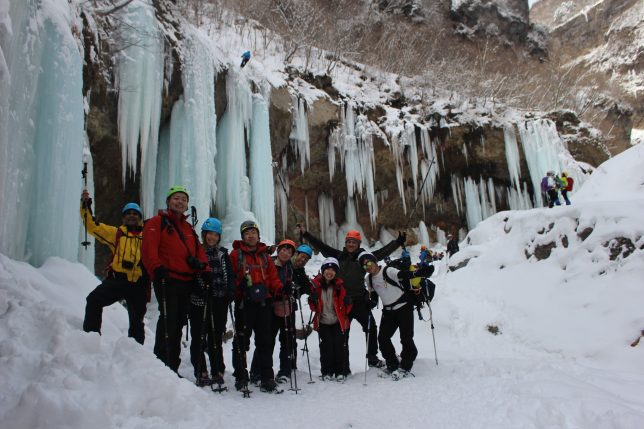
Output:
[1, 146, 643, 428]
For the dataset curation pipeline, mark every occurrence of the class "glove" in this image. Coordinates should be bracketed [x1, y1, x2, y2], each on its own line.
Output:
[308, 293, 319, 306]
[396, 231, 407, 245]
[154, 266, 168, 284]
[343, 295, 352, 306]
[282, 282, 293, 296]
[368, 294, 378, 309]
[200, 271, 214, 287]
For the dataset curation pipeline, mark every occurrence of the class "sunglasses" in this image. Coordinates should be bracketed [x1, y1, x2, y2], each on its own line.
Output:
[362, 260, 374, 270]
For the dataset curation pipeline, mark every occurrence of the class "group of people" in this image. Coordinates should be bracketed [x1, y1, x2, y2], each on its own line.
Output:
[80, 185, 436, 394]
[541, 171, 574, 208]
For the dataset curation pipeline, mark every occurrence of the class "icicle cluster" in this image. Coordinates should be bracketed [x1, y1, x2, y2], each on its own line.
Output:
[289, 96, 310, 175]
[0, 0, 86, 266]
[155, 31, 217, 229]
[115, 1, 164, 216]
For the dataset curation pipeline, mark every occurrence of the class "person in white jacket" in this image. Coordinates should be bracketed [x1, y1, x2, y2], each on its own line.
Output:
[358, 251, 433, 380]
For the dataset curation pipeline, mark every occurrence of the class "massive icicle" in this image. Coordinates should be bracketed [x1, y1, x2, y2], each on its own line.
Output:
[504, 124, 522, 190]
[463, 177, 497, 230]
[331, 102, 378, 226]
[0, 0, 86, 265]
[289, 96, 310, 175]
[154, 31, 216, 228]
[249, 94, 276, 244]
[115, 1, 164, 216]
[318, 193, 339, 249]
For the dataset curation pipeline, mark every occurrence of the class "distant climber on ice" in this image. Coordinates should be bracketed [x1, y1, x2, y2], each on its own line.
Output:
[240, 50, 251, 68]
[542, 171, 561, 208]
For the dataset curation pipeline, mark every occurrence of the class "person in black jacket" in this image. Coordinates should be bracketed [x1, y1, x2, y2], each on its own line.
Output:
[299, 226, 405, 368]
[189, 217, 235, 388]
[446, 234, 459, 257]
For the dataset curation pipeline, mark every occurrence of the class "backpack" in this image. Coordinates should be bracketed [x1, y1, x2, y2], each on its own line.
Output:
[237, 248, 269, 303]
[111, 227, 151, 302]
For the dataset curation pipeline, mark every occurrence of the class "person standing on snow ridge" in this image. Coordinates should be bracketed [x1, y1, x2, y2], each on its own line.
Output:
[560, 171, 573, 205]
[446, 234, 459, 257]
[142, 185, 211, 374]
[189, 217, 235, 388]
[308, 257, 353, 382]
[298, 225, 405, 369]
[80, 191, 149, 345]
[543, 171, 561, 208]
[229, 220, 283, 393]
[240, 50, 251, 68]
[359, 251, 434, 380]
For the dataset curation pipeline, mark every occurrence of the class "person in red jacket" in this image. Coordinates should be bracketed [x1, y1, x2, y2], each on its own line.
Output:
[308, 257, 352, 382]
[229, 220, 283, 393]
[142, 185, 211, 374]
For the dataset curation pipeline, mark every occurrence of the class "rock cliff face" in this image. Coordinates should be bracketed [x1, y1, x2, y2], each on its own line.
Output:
[79, 1, 612, 271]
[531, 0, 643, 148]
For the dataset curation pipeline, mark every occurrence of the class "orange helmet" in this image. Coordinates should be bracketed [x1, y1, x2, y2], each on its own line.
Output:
[420, 245, 428, 251]
[277, 239, 297, 251]
[345, 230, 362, 242]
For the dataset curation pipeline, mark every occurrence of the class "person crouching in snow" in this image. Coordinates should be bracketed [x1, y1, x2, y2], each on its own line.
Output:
[308, 257, 352, 382]
[81, 190, 149, 345]
[189, 217, 235, 388]
[358, 251, 434, 380]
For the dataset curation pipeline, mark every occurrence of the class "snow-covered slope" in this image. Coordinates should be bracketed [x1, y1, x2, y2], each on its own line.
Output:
[1, 146, 644, 428]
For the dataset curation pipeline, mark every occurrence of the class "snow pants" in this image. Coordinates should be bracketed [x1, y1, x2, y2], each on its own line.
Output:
[83, 272, 147, 344]
[379, 303, 417, 372]
[231, 299, 275, 383]
[318, 322, 349, 377]
[251, 307, 297, 378]
[547, 189, 561, 208]
[153, 278, 193, 372]
[348, 297, 379, 363]
[189, 296, 229, 378]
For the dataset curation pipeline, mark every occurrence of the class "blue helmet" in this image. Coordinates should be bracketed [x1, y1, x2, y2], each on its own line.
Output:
[121, 202, 142, 217]
[296, 244, 313, 257]
[202, 217, 223, 235]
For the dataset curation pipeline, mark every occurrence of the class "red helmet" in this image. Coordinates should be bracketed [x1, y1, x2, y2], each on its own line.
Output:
[277, 239, 297, 251]
[345, 230, 362, 242]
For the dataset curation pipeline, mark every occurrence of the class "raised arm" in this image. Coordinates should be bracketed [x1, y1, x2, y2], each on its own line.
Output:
[302, 230, 341, 258]
[372, 231, 406, 260]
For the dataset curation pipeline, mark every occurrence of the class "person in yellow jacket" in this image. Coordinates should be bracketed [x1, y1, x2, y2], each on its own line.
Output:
[81, 190, 148, 344]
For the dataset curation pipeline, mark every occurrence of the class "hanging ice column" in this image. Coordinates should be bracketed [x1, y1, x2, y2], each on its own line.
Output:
[0, 0, 85, 265]
[463, 177, 497, 230]
[517, 119, 584, 207]
[330, 102, 378, 226]
[289, 96, 310, 174]
[249, 93, 276, 244]
[115, 1, 164, 217]
[504, 124, 533, 210]
[154, 31, 217, 228]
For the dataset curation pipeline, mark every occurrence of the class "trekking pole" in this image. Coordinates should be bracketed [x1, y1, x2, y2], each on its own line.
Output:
[284, 294, 299, 393]
[427, 300, 439, 366]
[297, 293, 315, 384]
[408, 157, 436, 220]
[161, 278, 172, 371]
[363, 311, 371, 386]
[196, 275, 210, 385]
[81, 162, 91, 249]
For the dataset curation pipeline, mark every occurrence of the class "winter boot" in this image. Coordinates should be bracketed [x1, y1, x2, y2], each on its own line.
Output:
[368, 357, 385, 368]
[260, 378, 281, 393]
[195, 373, 212, 387]
[249, 372, 261, 386]
[235, 378, 249, 392]
[391, 368, 414, 381]
[275, 371, 289, 384]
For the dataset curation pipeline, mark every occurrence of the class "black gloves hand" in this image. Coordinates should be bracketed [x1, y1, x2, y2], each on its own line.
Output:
[154, 266, 168, 284]
[396, 231, 407, 245]
[414, 264, 435, 278]
[200, 271, 214, 286]
[343, 295, 352, 306]
[308, 293, 319, 306]
[282, 282, 293, 296]
[368, 294, 378, 309]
